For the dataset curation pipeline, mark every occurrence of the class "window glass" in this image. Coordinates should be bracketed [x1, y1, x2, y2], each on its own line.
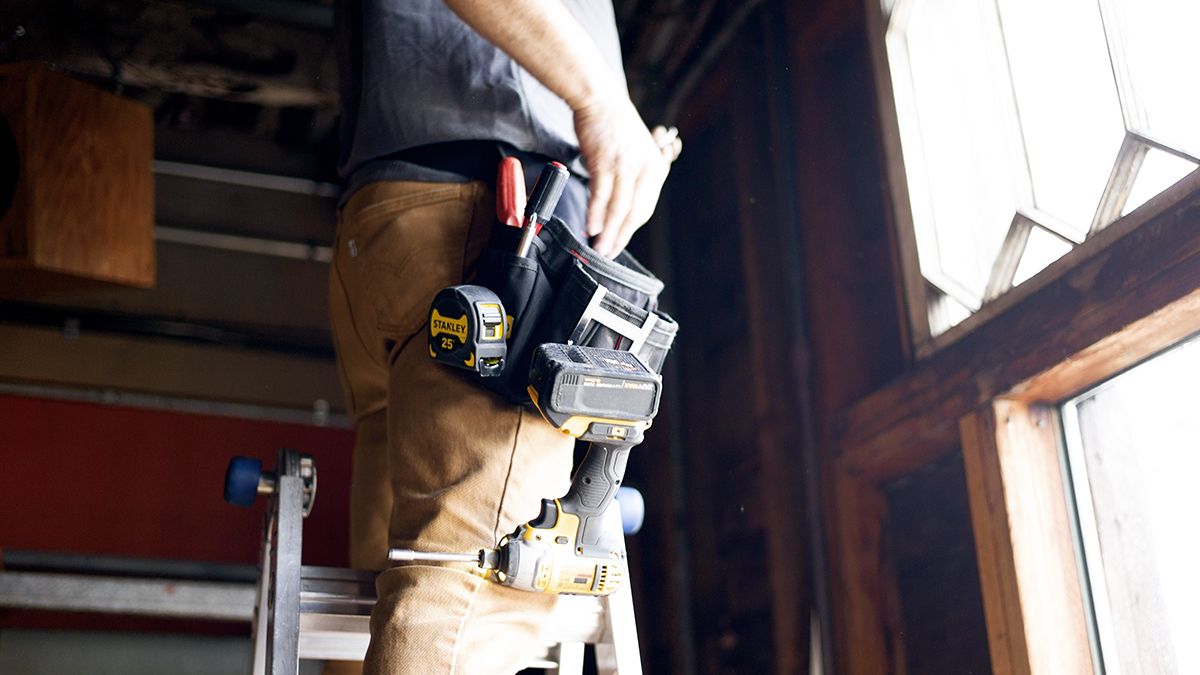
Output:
[884, 0, 1200, 341]
[926, 284, 973, 338]
[1114, 0, 1200, 154]
[1122, 149, 1197, 217]
[889, 0, 1024, 306]
[998, 0, 1123, 233]
[1011, 225, 1071, 286]
[1062, 337, 1200, 674]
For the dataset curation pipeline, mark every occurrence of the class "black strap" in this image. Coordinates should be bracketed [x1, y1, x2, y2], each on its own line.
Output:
[392, 141, 589, 236]
[391, 141, 585, 188]
[389, 140, 507, 183]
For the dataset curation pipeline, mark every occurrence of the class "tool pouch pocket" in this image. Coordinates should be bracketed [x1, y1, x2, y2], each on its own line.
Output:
[476, 217, 679, 404]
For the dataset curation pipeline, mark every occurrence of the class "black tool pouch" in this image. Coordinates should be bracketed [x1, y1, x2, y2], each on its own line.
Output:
[476, 217, 679, 404]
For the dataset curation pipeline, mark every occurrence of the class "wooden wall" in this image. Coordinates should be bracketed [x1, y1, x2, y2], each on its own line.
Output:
[629, 0, 996, 671]
[629, 1, 825, 672]
[781, 0, 1000, 672]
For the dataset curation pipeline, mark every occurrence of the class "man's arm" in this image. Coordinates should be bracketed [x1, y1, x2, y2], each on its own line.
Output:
[441, 0, 680, 257]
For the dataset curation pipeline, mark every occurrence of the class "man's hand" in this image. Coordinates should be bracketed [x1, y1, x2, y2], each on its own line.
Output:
[439, 0, 681, 256]
[575, 96, 682, 257]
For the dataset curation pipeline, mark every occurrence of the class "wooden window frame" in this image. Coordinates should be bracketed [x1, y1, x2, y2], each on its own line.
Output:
[829, 163, 1200, 672]
[831, 4, 1200, 668]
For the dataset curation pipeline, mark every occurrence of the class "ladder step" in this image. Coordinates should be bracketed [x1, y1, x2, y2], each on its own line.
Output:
[295, 591, 609, 663]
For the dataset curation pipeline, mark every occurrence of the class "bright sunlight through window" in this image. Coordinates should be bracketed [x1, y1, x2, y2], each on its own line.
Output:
[884, 0, 1200, 337]
[1062, 336, 1200, 674]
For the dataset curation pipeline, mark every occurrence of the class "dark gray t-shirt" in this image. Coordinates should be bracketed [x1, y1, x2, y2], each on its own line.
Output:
[336, 0, 625, 209]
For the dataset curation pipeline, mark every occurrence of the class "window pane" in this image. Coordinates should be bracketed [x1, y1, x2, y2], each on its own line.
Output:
[882, 0, 897, 21]
[1114, 0, 1200, 154]
[1064, 338, 1200, 674]
[1122, 149, 1198, 217]
[888, 0, 1025, 304]
[997, 0, 1123, 234]
[1012, 225, 1071, 286]
[925, 283, 972, 337]
[884, 0, 1199, 345]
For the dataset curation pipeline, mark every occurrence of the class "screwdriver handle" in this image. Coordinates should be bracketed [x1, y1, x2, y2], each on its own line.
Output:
[496, 157, 526, 228]
[515, 161, 569, 256]
[524, 161, 570, 229]
[515, 161, 568, 257]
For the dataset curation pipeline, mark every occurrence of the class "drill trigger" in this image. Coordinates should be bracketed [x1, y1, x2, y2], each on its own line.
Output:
[529, 498, 559, 529]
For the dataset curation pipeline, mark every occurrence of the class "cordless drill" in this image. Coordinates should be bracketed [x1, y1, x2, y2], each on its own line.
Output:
[390, 343, 662, 596]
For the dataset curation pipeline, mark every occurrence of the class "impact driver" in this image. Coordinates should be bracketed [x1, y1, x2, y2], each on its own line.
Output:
[390, 343, 662, 596]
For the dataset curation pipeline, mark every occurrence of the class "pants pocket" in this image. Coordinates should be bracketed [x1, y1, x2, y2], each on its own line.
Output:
[350, 187, 476, 340]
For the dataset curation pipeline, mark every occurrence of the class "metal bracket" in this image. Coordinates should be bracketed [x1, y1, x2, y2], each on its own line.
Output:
[567, 284, 658, 357]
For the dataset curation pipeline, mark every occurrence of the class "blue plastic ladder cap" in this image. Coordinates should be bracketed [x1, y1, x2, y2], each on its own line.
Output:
[225, 456, 263, 507]
[616, 486, 645, 535]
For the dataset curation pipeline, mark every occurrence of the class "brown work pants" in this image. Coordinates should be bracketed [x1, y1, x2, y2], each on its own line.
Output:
[327, 181, 573, 674]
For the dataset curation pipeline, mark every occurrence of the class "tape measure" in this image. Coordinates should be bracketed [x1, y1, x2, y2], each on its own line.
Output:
[428, 285, 508, 376]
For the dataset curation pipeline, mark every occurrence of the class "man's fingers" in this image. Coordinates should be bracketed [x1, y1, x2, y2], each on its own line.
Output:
[607, 205, 646, 258]
[663, 137, 682, 162]
[599, 160, 665, 257]
[595, 169, 636, 254]
[651, 125, 677, 145]
[652, 126, 682, 162]
[580, 116, 680, 255]
[586, 169, 613, 237]
[621, 168, 661, 250]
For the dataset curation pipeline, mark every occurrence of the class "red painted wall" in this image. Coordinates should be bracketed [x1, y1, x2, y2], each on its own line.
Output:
[0, 393, 354, 570]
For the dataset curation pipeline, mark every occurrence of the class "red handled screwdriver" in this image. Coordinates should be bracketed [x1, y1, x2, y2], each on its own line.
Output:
[496, 156, 526, 229]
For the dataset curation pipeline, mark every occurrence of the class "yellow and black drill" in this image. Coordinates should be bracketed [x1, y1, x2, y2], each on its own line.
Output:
[390, 343, 661, 596]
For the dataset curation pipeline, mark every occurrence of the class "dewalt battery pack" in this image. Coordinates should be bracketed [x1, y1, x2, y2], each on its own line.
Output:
[527, 344, 662, 443]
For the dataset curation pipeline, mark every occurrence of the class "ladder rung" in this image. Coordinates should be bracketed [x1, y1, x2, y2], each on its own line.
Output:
[296, 593, 609, 662]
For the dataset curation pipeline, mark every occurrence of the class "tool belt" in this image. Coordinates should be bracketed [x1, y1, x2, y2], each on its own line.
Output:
[474, 217, 679, 404]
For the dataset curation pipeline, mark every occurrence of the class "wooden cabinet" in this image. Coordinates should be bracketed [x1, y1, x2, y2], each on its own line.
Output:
[0, 62, 154, 295]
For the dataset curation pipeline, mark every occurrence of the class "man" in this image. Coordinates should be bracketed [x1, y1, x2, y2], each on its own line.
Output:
[329, 1, 681, 671]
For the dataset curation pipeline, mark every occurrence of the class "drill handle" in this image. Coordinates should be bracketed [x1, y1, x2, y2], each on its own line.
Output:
[559, 441, 632, 548]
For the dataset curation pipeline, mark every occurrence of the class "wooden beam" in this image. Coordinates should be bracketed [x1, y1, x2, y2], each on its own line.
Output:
[28, 241, 334, 341]
[1011, 288, 1200, 403]
[0, 63, 154, 293]
[0, 324, 341, 413]
[780, 0, 912, 671]
[840, 175, 1200, 482]
[826, 463, 898, 675]
[960, 401, 1093, 675]
[731, 12, 814, 670]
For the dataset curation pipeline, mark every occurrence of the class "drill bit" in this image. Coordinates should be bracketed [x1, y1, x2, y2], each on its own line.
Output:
[386, 547, 500, 570]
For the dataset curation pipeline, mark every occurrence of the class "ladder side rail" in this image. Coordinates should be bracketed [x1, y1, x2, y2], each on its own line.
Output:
[269, 450, 305, 675]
